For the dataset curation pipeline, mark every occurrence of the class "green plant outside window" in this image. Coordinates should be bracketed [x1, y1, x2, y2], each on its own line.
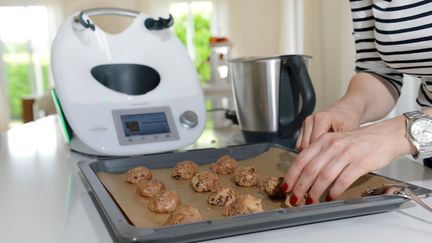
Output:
[4, 42, 50, 121]
[173, 14, 212, 84]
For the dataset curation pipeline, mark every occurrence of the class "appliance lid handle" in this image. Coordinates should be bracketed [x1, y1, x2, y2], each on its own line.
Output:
[278, 55, 316, 140]
[80, 8, 140, 18]
[75, 8, 173, 31]
[75, 8, 139, 31]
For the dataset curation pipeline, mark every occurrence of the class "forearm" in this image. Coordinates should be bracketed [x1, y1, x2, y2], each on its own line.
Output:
[366, 107, 432, 157]
[331, 72, 397, 124]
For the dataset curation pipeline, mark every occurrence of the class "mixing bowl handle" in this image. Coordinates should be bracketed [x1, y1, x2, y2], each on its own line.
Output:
[278, 55, 316, 140]
[75, 8, 173, 31]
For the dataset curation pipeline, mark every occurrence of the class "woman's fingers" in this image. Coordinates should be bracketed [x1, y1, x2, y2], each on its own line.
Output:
[328, 160, 370, 199]
[297, 112, 337, 151]
[290, 134, 349, 204]
[284, 139, 324, 194]
[286, 116, 404, 205]
[289, 109, 370, 204]
[306, 149, 355, 203]
[310, 114, 332, 144]
[295, 125, 304, 151]
[300, 116, 314, 151]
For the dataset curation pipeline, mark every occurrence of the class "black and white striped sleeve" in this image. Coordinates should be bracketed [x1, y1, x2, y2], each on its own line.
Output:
[350, 0, 404, 97]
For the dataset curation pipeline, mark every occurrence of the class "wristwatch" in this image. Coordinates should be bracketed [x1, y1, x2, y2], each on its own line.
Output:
[403, 111, 432, 159]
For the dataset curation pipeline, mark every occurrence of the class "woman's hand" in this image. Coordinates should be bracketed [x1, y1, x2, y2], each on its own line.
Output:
[285, 115, 414, 205]
[296, 103, 362, 152]
[296, 72, 400, 152]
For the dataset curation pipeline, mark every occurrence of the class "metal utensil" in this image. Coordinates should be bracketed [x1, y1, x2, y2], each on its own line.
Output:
[362, 184, 432, 213]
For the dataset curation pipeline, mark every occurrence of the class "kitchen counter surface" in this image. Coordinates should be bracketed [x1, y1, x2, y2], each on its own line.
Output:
[1, 115, 431, 243]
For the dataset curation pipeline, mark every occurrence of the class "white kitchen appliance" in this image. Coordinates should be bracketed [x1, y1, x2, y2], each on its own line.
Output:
[51, 8, 206, 156]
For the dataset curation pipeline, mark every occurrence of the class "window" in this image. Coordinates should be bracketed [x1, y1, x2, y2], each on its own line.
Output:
[0, 6, 51, 125]
[169, 1, 213, 83]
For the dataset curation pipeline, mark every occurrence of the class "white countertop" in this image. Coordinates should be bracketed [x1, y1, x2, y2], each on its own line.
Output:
[1, 116, 431, 243]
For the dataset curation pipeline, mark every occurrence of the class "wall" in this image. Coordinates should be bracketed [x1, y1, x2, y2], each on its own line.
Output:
[301, 1, 325, 110]
[279, 0, 298, 55]
[301, 0, 416, 115]
[138, 0, 170, 17]
[140, 0, 283, 58]
[322, 0, 356, 107]
[305, 0, 355, 110]
[224, 0, 282, 58]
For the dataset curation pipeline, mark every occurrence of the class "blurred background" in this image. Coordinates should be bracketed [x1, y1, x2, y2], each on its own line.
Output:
[0, 0, 419, 133]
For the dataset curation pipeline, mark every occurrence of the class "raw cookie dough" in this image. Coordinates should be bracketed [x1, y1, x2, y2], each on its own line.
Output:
[164, 205, 203, 226]
[207, 187, 239, 206]
[224, 194, 264, 216]
[285, 193, 307, 208]
[171, 160, 199, 180]
[136, 180, 165, 198]
[210, 155, 238, 175]
[262, 176, 285, 199]
[148, 191, 181, 213]
[191, 172, 219, 192]
[125, 166, 153, 184]
[233, 167, 260, 187]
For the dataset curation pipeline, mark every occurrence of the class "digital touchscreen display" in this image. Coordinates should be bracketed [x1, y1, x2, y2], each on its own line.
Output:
[120, 112, 170, 137]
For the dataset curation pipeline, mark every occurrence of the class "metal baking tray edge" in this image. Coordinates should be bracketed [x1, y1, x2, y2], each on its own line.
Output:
[77, 143, 432, 243]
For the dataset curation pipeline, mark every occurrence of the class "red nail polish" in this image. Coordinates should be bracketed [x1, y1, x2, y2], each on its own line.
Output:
[282, 182, 289, 192]
[306, 196, 313, 205]
[326, 195, 333, 202]
[290, 194, 298, 205]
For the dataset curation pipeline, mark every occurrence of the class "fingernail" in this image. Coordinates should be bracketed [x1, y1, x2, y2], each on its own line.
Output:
[282, 182, 289, 192]
[290, 194, 298, 205]
[326, 195, 333, 202]
[306, 196, 313, 205]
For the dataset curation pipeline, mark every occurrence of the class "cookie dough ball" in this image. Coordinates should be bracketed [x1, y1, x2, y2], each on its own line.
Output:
[285, 193, 307, 208]
[224, 194, 264, 216]
[136, 180, 165, 198]
[148, 191, 181, 213]
[126, 166, 152, 184]
[262, 176, 285, 199]
[233, 167, 260, 187]
[164, 205, 203, 226]
[208, 187, 239, 206]
[191, 172, 219, 192]
[171, 160, 199, 180]
[210, 155, 238, 175]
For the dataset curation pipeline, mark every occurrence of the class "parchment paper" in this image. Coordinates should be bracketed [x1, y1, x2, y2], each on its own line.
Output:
[97, 147, 396, 228]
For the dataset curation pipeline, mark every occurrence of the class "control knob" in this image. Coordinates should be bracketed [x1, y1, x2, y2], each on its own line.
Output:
[180, 111, 198, 128]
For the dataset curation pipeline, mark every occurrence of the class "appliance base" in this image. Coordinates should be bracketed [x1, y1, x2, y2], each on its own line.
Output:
[242, 130, 297, 149]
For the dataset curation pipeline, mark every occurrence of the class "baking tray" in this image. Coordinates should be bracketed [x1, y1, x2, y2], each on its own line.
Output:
[78, 143, 432, 243]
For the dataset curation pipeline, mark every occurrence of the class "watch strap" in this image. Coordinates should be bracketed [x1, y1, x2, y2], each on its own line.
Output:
[418, 145, 432, 159]
[404, 111, 426, 119]
[404, 111, 432, 159]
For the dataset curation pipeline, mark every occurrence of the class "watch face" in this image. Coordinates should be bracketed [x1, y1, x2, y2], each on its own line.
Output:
[410, 118, 432, 143]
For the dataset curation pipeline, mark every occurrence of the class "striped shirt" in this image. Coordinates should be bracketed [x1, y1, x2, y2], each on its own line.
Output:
[350, 0, 432, 106]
